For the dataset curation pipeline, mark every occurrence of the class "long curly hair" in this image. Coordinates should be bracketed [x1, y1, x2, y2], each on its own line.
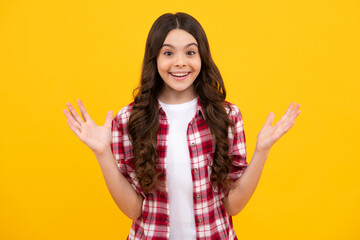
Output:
[128, 12, 234, 194]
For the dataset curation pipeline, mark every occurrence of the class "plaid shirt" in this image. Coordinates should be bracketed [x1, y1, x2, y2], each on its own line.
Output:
[111, 99, 248, 240]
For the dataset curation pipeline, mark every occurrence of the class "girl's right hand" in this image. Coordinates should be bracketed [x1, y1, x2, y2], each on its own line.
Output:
[63, 99, 113, 156]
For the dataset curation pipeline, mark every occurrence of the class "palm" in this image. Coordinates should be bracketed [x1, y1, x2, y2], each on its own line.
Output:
[256, 102, 301, 153]
[63, 99, 113, 155]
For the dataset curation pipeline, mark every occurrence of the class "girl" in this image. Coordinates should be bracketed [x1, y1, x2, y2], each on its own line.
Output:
[63, 12, 300, 240]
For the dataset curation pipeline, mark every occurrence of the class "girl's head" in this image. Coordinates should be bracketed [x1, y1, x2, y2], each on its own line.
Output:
[130, 13, 233, 194]
[156, 28, 201, 103]
[138, 12, 226, 103]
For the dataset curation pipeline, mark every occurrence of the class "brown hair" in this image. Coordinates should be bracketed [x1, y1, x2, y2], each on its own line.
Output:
[128, 12, 234, 194]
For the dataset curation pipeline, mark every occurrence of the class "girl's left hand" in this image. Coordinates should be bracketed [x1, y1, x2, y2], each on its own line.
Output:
[255, 102, 301, 154]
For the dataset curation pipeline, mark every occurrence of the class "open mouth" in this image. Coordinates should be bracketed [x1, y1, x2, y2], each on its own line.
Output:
[170, 72, 190, 77]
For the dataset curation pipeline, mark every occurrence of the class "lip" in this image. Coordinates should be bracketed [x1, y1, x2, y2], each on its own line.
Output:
[169, 72, 190, 80]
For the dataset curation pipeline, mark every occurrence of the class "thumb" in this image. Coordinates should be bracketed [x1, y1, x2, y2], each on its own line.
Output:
[104, 110, 113, 128]
[265, 112, 275, 127]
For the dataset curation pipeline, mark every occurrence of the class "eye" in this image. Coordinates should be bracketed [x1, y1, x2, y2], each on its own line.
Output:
[187, 51, 196, 55]
[164, 51, 172, 56]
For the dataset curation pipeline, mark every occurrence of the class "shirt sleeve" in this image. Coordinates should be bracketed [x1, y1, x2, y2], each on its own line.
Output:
[110, 109, 146, 199]
[220, 104, 248, 199]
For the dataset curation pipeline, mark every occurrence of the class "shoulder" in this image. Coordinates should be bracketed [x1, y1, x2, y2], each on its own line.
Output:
[224, 101, 245, 141]
[224, 101, 243, 121]
[112, 102, 134, 128]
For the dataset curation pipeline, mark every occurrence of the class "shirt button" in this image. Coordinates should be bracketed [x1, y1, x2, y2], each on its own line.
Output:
[198, 219, 203, 224]
[193, 168, 198, 171]
[196, 194, 200, 198]
[191, 142, 195, 147]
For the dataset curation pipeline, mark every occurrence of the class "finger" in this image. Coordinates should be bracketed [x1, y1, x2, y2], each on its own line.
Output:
[265, 112, 275, 127]
[274, 104, 300, 137]
[63, 109, 82, 137]
[288, 111, 301, 124]
[66, 102, 84, 126]
[284, 102, 295, 118]
[63, 109, 82, 130]
[281, 109, 300, 133]
[281, 120, 296, 135]
[104, 110, 113, 128]
[287, 104, 301, 122]
[277, 110, 298, 130]
[275, 102, 296, 127]
[77, 99, 91, 122]
[274, 123, 294, 141]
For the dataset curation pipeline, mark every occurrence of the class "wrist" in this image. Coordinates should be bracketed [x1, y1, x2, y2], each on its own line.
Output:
[254, 145, 270, 157]
[93, 146, 112, 159]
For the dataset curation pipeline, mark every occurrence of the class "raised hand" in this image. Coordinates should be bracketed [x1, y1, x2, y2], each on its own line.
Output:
[63, 99, 113, 156]
[255, 102, 301, 154]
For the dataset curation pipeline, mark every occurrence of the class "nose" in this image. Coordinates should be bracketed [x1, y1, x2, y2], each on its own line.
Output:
[174, 54, 187, 67]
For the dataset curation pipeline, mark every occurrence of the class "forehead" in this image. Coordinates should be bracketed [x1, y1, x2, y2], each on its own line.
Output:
[162, 29, 198, 47]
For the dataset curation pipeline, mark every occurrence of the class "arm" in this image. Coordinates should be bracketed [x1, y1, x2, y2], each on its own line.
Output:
[222, 147, 269, 216]
[63, 99, 143, 220]
[94, 148, 143, 220]
[222, 102, 301, 216]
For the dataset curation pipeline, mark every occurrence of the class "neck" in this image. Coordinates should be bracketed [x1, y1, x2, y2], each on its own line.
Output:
[158, 87, 197, 104]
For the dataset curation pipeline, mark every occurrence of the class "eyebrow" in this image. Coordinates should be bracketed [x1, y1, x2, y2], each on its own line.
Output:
[161, 43, 198, 49]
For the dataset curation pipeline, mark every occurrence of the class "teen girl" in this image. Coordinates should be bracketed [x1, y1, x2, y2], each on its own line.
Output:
[63, 12, 300, 240]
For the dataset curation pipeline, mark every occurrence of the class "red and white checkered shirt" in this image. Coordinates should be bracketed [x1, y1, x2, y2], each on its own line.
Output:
[111, 99, 248, 240]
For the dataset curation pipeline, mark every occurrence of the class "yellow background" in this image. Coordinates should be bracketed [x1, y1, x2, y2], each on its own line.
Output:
[1, 0, 359, 239]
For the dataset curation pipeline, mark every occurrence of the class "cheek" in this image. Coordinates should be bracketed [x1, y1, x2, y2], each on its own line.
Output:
[157, 59, 170, 73]
[192, 58, 202, 72]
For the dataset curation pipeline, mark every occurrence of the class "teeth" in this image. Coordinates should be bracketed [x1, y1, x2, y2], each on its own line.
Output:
[171, 72, 189, 77]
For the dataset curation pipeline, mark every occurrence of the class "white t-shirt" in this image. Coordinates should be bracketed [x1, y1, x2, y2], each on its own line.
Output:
[158, 98, 198, 240]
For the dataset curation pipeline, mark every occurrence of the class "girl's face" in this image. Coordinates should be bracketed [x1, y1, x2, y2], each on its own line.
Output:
[157, 29, 201, 104]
